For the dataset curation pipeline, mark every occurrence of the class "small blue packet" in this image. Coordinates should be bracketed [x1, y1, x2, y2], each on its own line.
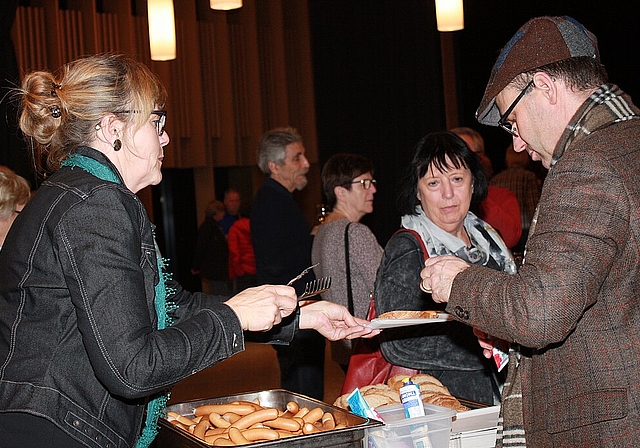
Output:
[347, 388, 383, 421]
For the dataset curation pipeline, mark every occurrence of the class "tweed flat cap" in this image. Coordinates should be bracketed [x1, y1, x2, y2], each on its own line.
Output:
[476, 16, 599, 126]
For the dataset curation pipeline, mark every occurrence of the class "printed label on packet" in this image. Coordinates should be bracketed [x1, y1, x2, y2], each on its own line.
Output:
[492, 340, 509, 372]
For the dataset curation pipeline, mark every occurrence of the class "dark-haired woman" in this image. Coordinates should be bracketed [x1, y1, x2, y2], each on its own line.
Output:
[375, 131, 516, 404]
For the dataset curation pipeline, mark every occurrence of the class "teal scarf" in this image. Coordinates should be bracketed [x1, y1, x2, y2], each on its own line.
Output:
[62, 153, 177, 448]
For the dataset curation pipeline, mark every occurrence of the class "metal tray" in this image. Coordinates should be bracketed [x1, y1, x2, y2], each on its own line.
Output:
[154, 389, 382, 448]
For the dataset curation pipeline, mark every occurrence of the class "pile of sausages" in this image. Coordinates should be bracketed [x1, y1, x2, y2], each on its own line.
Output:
[166, 399, 345, 446]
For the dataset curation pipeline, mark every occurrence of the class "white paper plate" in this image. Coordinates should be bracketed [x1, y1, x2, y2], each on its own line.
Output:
[367, 313, 453, 329]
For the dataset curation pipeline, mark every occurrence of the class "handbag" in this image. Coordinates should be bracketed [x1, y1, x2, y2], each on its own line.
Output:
[340, 228, 425, 395]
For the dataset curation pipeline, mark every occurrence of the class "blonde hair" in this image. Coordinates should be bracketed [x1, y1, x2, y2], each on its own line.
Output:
[17, 53, 167, 175]
[0, 168, 31, 219]
[450, 127, 485, 154]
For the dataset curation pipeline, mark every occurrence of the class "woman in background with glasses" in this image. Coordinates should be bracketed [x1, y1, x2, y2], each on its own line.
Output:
[375, 131, 517, 404]
[0, 54, 374, 448]
[312, 153, 383, 372]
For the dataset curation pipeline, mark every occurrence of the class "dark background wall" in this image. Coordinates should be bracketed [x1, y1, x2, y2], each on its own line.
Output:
[309, 0, 639, 247]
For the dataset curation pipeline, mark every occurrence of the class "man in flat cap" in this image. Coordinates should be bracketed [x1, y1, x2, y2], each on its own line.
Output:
[421, 16, 640, 447]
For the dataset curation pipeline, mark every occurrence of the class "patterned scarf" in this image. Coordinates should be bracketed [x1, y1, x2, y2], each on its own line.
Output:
[497, 84, 640, 448]
[401, 206, 517, 274]
[61, 152, 177, 448]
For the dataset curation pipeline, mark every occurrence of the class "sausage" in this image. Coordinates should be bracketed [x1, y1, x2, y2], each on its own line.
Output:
[233, 400, 263, 410]
[293, 407, 309, 419]
[167, 411, 197, 427]
[242, 428, 280, 441]
[228, 427, 251, 445]
[208, 412, 231, 428]
[205, 427, 227, 437]
[208, 435, 235, 446]
[321, 412, 336, 430]
[286, 401, 299, 414]
[192, 418, 210, 440]
[302, 407, 324, 424]
[276, 430, 298, 438]
[292, 416, 305, 429]
[263, 416, 301, 432]
[169, 421, 190, 432]
[302, 422, 321, 434]
[230, 408, 279, 430]
[223, 412, 242, 424]
[194, 403, 256, 417]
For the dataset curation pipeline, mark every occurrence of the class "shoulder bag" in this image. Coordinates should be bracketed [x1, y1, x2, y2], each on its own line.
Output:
[340, 228, 425, 395]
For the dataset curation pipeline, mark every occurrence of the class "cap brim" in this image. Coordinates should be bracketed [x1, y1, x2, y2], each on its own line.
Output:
[476, 97, 500, 126]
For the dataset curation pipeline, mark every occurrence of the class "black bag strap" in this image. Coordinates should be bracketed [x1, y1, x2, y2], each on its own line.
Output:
[344, 222, 354, 315]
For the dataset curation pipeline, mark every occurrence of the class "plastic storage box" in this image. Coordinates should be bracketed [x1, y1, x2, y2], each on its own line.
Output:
[365, 403, 456, 448]
[449, 404, 500, 448]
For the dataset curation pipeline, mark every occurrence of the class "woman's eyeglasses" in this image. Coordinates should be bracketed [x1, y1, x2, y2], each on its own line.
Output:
[351, 179, 377, 189]
[113, 109, 167, 136]
[151, 110, 167, 136]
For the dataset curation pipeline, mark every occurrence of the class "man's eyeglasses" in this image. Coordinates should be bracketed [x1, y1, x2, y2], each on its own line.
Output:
[498, 80, 533, 137]
[352, 179, 377, 189]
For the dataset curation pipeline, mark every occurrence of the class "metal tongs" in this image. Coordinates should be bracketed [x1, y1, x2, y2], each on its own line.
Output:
[287, 263, 319, 286]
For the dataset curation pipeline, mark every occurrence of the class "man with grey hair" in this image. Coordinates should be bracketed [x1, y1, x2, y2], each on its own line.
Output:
[250, 127, 325, 399]
[422, 16, 640, 446]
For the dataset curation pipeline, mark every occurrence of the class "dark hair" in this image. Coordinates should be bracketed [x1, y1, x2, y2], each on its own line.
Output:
[513, 56, 608, 91]
[321, 153, 374, 209]
[397, 131, 488, 215]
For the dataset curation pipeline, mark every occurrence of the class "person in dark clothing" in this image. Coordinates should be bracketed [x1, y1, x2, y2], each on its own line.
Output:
[192, 199, 230, 295]
[251, 127, 326, 400]
[219, 188, 241, 236]
[0, 53, 375, 448]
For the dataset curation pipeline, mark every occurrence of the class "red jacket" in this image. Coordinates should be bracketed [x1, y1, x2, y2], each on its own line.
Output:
[480, 185, 522, 249]
[227, 217, 256, 279]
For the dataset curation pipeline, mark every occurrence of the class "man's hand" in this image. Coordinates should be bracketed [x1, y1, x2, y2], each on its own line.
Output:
[473, 328, 496, 359]
[224, 285, 297, 331]
[420, 255, 470, 303]
[299, 300, 380, 341]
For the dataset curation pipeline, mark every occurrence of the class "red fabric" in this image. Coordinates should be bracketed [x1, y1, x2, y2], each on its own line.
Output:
[227, 218, 256, 280]
[480, 185, 522, 249]
[340, 229, 424, 396]
[340, 294, 419, 395]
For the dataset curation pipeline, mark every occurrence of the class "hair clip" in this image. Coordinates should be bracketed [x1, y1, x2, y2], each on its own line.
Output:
[50, 106, 62, 118]
[51, 83, 61, 97]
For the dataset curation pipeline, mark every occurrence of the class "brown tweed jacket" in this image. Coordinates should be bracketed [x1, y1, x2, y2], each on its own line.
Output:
[447, 85, 640, 447]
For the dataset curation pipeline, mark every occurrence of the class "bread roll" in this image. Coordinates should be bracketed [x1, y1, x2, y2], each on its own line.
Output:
[377, 310, 440, 319]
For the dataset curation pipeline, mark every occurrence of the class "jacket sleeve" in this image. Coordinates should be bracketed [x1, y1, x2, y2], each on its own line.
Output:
[57, 188, 244, 399]
[447, 146, 625, 349]
[374, 233, 461, 371]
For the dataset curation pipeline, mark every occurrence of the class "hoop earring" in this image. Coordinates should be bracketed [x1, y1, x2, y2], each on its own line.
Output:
[113, 139, 122, 151]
